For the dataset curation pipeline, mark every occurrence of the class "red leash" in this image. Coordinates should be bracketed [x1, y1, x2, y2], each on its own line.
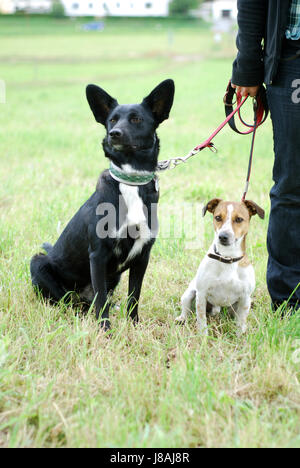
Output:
[158, 93, 249, 171]
[193, 94, 249, 152]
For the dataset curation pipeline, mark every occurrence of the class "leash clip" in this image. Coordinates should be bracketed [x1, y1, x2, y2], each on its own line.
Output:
[208, 142, 218, 153]
[170, 157, 185, 169]
[157, 142, 217, 172]
[194, 142, 217, 154]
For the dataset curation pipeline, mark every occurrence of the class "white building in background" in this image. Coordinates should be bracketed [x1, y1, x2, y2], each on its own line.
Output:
[61, 0, 171, 18]
[16, 0, 51, 12]
[0, 0, 171, 16]
[197, 1, 237, 22]
[212, 0, 237, 21]
[0, 1, 238, 19]
[0, 0, 15, 13]
[1, 0, 51, 13]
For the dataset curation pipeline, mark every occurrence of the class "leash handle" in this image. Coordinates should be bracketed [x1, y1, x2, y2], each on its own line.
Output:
[224, 80, 269, 135]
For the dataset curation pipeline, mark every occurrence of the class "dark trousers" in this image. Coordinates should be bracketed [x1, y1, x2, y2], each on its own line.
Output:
[266, 40, 300, 308]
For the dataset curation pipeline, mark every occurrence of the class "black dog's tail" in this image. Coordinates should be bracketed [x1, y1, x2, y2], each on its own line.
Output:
[42, 243, 53, 254]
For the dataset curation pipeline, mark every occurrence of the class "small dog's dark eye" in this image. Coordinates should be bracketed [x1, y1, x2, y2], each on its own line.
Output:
[235, 217, 244, 223]
[110, 118, 117, 124]
[215, 215, 222, 222]
[131, 117, 142, 124]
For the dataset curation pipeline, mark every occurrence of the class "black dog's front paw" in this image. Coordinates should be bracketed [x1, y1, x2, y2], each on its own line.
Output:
[133, 316, 139, 327]
[100, 319, 111, 332]
[129, 313, 139, 326]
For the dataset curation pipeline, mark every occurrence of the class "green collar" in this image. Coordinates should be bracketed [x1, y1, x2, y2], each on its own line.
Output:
[109, 162, 156, 186]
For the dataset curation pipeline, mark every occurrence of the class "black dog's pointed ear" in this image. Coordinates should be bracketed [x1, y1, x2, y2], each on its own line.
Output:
[202, 198, 223, 217]
[142, 79, 175, 125]
[243, 200, 265, 220]
[86, 84, 118, 125]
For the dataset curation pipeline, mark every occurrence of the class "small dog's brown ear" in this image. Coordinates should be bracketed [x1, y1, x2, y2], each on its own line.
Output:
[202, 198, 223, 217]
[243, 200, 265, 219]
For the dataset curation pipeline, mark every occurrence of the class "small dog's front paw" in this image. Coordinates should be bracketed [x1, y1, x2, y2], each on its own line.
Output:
[197, 320, 208, 336]
[210, 306, 221, 317]
[236, 323, 247, 337]
[175, 315, 186, 325]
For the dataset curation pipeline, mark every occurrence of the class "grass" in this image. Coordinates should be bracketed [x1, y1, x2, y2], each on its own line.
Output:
[0, 16, 299, 448]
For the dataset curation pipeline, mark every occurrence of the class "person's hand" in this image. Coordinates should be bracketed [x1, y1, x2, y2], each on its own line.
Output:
[231, 83, 260, 97]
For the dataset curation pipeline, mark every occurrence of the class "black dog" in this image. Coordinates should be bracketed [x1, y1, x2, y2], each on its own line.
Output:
[30, 79, 175, 330]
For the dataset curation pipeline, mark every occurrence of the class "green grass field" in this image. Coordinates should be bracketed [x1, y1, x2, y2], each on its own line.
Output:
[0, 16, 299, 448]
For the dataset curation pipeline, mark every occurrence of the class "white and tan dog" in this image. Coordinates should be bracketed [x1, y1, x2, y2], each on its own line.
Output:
[176, 198, 265, 335]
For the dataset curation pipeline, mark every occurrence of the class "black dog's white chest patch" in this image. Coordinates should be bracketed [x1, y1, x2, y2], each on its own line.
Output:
[114, 184, 151, 269]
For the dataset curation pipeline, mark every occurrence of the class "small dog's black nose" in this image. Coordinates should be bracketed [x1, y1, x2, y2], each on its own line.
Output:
[109, 129, 123, 139]
[219, 233, 230, 245]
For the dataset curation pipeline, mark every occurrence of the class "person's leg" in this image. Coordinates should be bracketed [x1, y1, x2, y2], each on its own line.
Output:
[266, 44, 300, 309]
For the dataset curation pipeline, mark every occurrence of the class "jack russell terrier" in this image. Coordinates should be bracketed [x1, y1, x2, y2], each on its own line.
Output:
[176, 198, 265, 335]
